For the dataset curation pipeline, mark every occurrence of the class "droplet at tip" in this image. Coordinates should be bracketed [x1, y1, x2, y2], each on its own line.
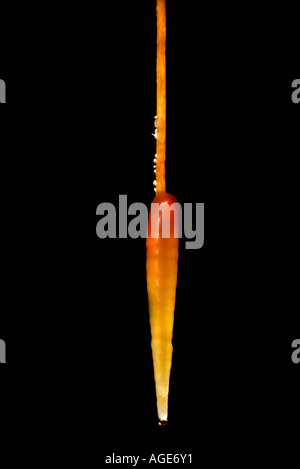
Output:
[158, 419, 168, 426]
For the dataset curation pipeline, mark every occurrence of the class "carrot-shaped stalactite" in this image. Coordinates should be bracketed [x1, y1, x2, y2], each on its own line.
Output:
[146, 194, 179, 424]
[146, 0, 179, 425]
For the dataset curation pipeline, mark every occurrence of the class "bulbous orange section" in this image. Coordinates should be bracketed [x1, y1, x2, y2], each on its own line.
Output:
[146, 192, 179, 423]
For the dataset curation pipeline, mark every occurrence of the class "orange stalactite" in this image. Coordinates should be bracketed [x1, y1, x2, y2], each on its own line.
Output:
[146, 0, 180, 425]
[146, 193, 179, 423]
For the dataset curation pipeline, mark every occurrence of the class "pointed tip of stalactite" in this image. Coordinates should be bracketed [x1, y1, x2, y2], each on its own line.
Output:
[158, 420, 168, 426]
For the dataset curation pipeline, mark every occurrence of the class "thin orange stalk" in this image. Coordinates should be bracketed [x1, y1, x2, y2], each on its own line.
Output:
[155, 0, 166, 194]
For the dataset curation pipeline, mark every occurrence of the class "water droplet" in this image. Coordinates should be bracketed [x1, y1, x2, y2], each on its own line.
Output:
[158, 420, 168, 426]
[153, 180, 157, 186]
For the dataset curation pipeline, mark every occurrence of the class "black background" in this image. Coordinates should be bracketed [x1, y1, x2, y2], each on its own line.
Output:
[1, 0, 299, 465]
